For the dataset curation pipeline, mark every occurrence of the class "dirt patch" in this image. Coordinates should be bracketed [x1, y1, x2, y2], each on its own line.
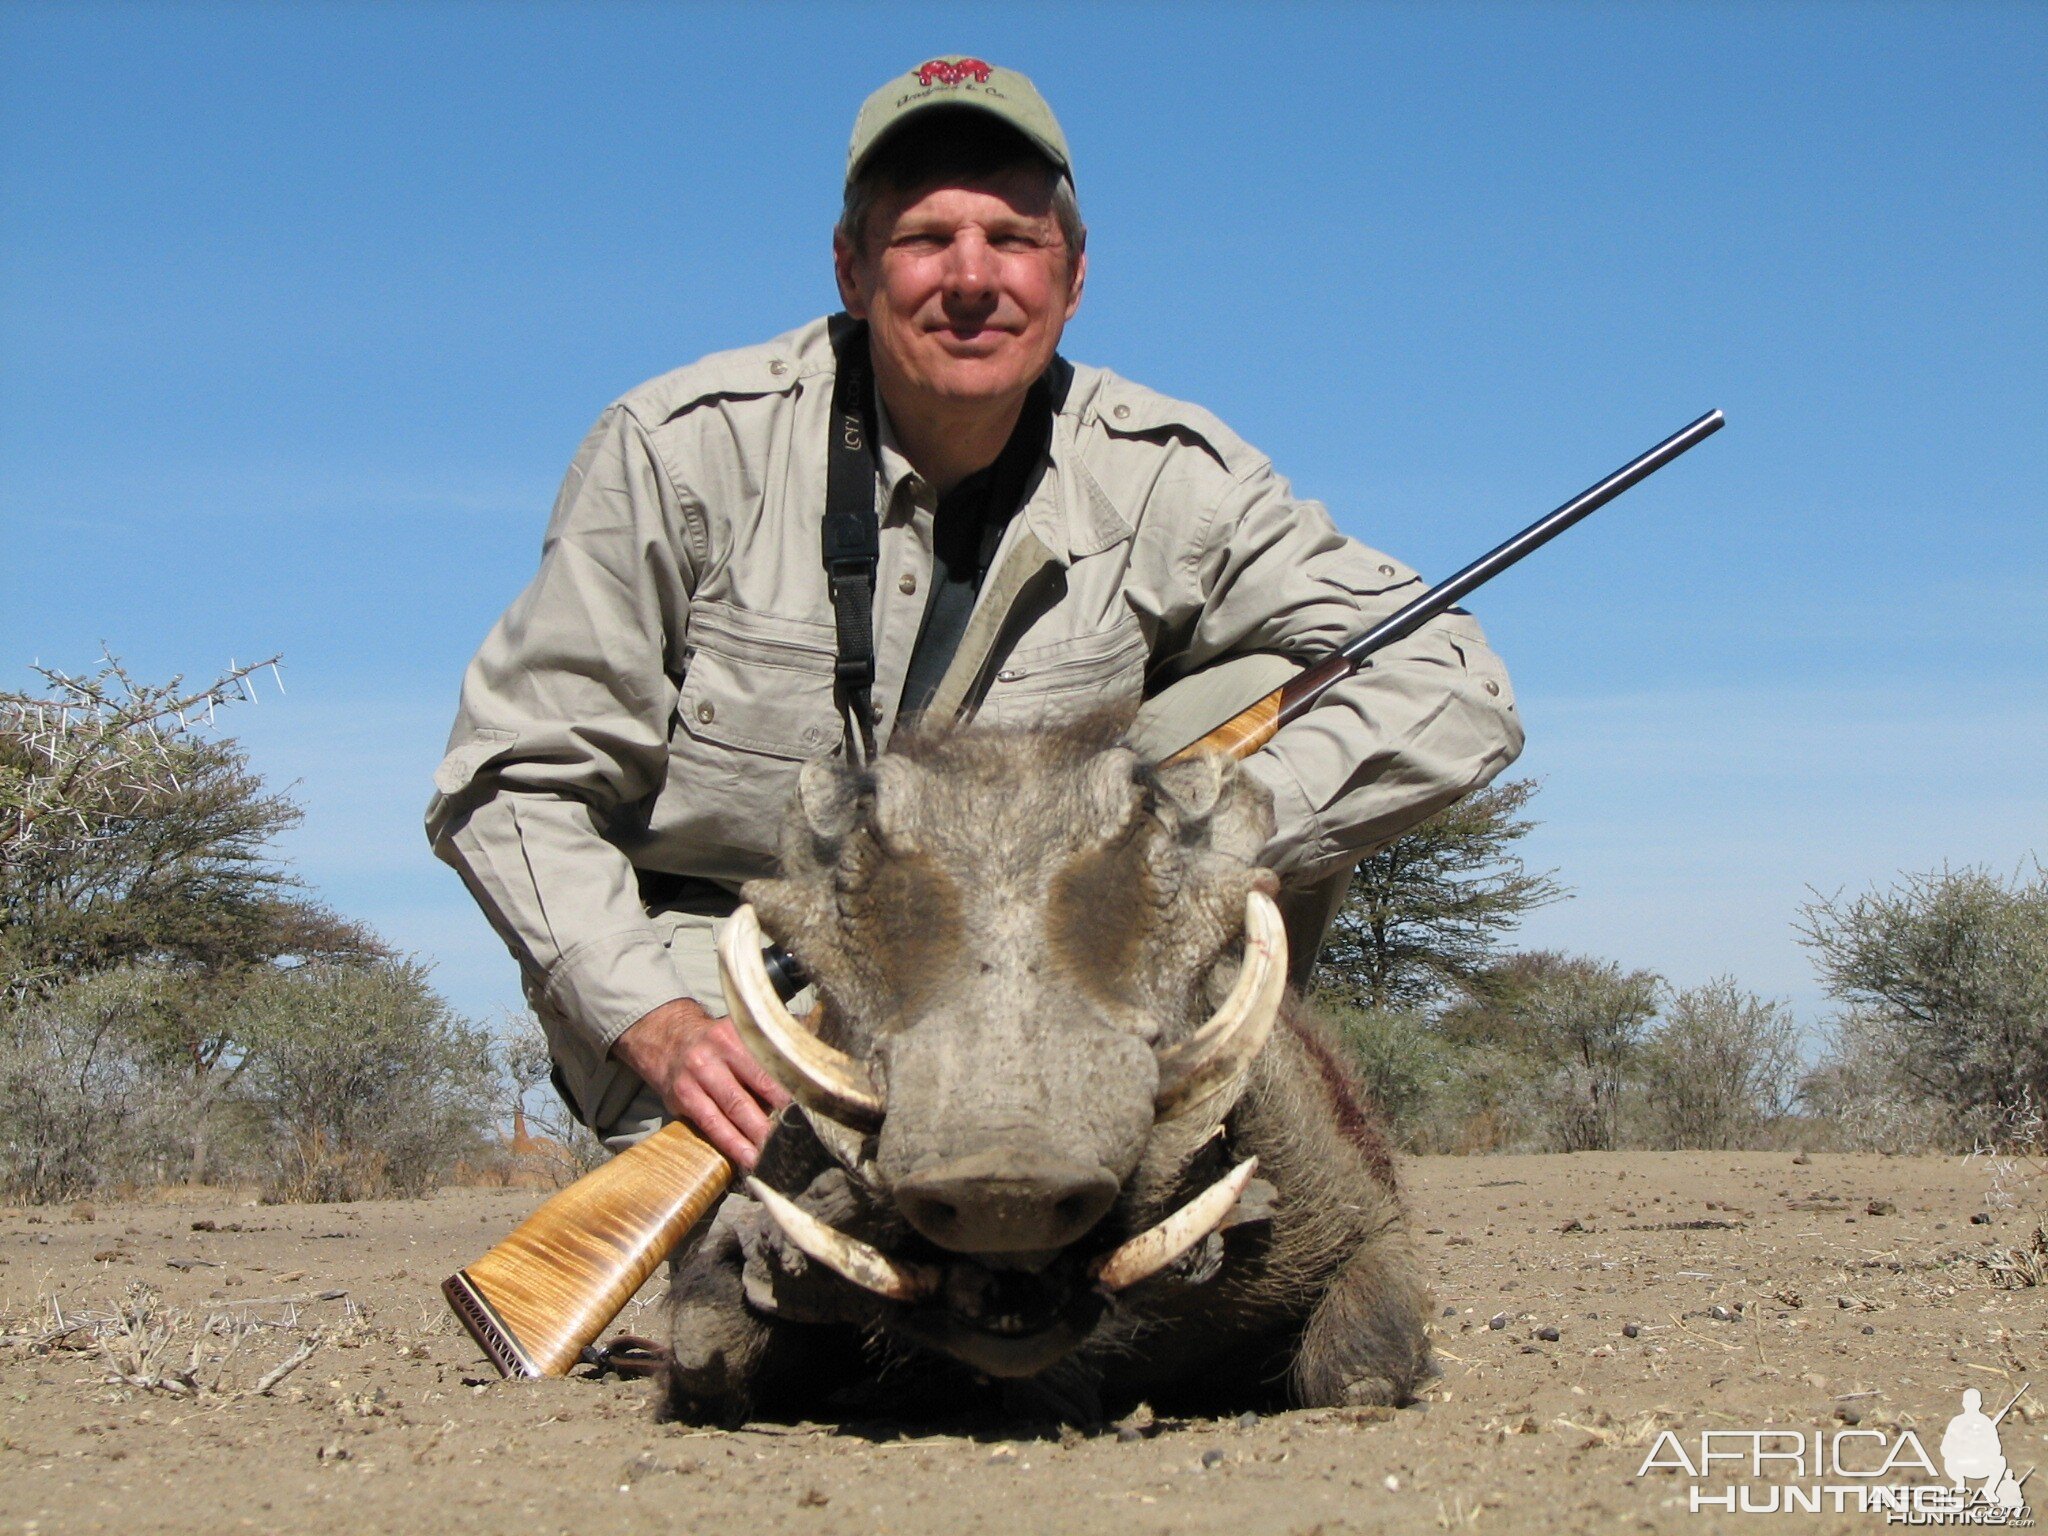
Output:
[4, 1153, 2044, 1534]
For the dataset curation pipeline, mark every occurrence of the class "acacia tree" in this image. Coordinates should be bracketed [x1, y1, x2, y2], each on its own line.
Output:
[1311, 779, 1565, 1011]
[1800, 865, 2048, 1141]
[1, 655, 386, 1179]
[1640, 978, 1800, 1150]
[1521, 956, 1661, 1151]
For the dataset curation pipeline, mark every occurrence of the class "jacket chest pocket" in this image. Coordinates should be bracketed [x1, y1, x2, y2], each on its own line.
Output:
[978, 621, 1149, 728]
[674, 602, 841, 760]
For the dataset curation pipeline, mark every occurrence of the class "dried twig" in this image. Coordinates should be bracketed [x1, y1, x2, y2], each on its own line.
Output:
[255, 1333, 324, 1394]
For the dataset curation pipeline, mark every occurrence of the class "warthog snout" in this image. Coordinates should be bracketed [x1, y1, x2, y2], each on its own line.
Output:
[893, 1149, 1121, 1254]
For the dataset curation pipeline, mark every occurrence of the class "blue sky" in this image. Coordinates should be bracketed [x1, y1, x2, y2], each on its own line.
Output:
[4, 2, 2043, 1033]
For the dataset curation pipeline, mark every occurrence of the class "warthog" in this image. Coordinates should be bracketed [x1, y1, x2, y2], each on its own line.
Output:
[665, 719, 1429, 1423]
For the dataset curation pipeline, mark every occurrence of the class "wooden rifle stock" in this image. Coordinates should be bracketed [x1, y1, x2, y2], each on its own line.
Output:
[442, 1122, 728, 1377]
[445, 409, 1724, 1377]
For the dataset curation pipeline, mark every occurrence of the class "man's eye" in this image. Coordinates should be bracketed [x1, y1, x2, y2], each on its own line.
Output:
[894, 234, 947, 251]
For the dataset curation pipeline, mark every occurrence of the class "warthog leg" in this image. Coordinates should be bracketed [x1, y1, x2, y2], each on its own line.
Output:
[1289, 1228, 1433, 1408]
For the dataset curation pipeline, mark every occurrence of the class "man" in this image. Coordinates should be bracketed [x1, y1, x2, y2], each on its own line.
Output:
[428, 58, 1522, 1171]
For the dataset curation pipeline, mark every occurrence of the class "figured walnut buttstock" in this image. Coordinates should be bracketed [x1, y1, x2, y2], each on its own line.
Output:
[442, 1121, 730, 1378]
[1165, 686, 1286, 765]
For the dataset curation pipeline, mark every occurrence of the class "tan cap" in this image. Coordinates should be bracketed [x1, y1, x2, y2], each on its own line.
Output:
[848, 56, 1071, 187]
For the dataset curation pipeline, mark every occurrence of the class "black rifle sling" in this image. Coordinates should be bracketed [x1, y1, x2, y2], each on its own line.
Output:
[820, 320, 1073, 748]
[822, 316, 879, 758]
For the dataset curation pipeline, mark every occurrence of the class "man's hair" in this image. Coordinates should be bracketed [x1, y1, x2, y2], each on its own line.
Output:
[838, 107, 1085, 263]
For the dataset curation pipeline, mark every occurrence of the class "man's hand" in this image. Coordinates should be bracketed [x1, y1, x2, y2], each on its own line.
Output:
[612, 998, 791, 1168]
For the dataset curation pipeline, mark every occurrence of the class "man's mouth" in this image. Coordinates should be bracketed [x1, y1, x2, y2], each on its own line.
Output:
[923, 318, 1019, 352]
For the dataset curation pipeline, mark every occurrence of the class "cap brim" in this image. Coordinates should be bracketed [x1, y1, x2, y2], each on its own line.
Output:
[847, 99, 1069, 187]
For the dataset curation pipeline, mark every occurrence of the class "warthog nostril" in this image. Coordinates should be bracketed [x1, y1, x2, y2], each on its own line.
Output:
[895, 1152, 1120, 1255]
[902, 1193, 960, 1234]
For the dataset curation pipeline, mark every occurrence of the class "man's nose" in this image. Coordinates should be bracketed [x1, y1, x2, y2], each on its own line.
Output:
[941, 232, 997, 305]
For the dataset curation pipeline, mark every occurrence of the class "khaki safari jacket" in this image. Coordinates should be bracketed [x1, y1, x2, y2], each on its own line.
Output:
[427, 316, 1522, 1098]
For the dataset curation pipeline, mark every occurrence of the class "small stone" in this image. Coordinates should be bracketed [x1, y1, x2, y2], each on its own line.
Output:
[1535, 1326, 1560, 1342]
[1488, 1313, 1508, 1331]
[1971, 1213, 1993, 1225]
[1834, 1407, 1862, 1426]
[1383, 1474, 1401, 1491]
[988, 1445, 1018, 1464]
[1709, 1304, 1739, 1323]
[1200, 1448, 1225, 1469]
[1234, 1411, 1259, 1429]
[1622, 1323, 1641, 1339]
[1866, 1200, 1896, 1216]
[1792, 1152, 1810, 1165]
[797, 1489, 828, 1507]
[1442, 1307, 1457, 1318]
[92, 1249, 121, 1263]
[1860, 1325, 1876, 1336]
[318, 1443, 351, 1463]
[1116, 1427, 1142, 1444]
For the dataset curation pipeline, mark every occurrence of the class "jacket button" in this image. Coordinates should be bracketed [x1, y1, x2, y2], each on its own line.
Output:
[1378, 563, 1397, 576]
[899, 573, 917, 595]
[696, 701, 716, 723]
[1112, 404, 1130, 420]
[1484, 680, 1501, 697]
[768, 359, 788, 377]
[996, 668, 1021, 683]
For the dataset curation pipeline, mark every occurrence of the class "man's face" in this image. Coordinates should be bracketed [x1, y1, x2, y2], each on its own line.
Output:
[834, 164, 1085, 414]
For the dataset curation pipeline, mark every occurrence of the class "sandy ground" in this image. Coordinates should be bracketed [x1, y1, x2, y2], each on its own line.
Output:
[3, 1151, 2045, 1535]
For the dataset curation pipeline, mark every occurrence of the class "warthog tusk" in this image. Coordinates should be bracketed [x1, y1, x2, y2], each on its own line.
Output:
[1091, 1157, 1259, 1293]
[1152, 890, 1287, 1118]
[747, 1179, 939, 1303]
[719, 905, 885, 1131]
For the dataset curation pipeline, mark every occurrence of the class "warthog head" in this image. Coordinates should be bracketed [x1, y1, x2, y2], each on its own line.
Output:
[716, 721, 1289, 1376]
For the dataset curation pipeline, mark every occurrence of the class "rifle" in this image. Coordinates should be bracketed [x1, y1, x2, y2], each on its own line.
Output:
[442, 408, 1725, 1378]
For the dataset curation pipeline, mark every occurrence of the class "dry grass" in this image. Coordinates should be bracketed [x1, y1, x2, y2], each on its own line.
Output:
[3, 1278, 354, 1399]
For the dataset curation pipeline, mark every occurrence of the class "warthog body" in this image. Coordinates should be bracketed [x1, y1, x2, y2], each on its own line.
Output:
[665, 720, 1429, 1422]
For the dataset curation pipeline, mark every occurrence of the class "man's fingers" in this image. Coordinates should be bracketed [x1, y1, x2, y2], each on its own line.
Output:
[673, 1084, 756, 1170]
[686, 1048, 774, 1151]
[712, 1019, 793, 1109]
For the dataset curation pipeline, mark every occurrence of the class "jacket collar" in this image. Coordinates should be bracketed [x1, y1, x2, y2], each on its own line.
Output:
[860, 349, 1132, 566]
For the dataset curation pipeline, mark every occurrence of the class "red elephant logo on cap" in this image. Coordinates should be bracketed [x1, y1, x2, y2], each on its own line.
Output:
[916, 58, 993, 87]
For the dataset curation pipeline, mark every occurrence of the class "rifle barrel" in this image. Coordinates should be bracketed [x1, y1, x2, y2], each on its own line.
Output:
[1340, 408, 1724, 669]
[1267, 408, 1723, 731]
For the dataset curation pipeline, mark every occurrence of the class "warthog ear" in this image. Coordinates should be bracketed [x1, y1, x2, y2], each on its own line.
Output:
[1204, 759, 1275, 866]
[798, 758, 864, 842]
[867, 756, 928, 852]
[1150, 753, 1226, 826]
[1081, 746, 1145, 839]
[1150, 755, 1274, 866]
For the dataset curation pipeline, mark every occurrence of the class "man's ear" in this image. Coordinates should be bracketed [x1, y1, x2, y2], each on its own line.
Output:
[1063, 245, 1087, 323]
[833, 229, 868, 319]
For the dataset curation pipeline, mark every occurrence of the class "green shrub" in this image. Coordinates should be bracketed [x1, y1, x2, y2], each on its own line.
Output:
[235, 960, 497, 1201]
